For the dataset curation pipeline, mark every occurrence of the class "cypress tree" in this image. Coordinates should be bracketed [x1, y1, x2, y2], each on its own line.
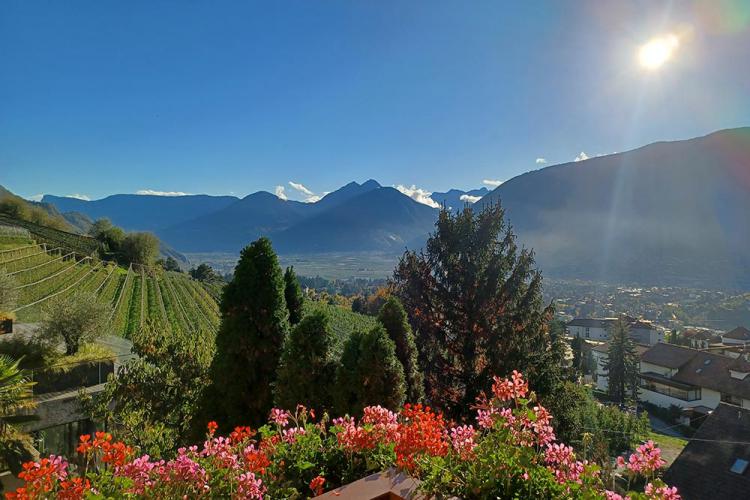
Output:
[284, 266, 304, 326]
[393, 204, 563, 420]
[605, 318, 639, 403]
[274, 310, 337, 411]
[377, 297, 425, 403]
[208, 237, 289, 428]
[334, 326, 406, 416]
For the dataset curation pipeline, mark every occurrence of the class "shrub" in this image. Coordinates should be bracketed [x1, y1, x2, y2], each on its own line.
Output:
[334, 326, 406, 416]
[120, 232, 160, 266]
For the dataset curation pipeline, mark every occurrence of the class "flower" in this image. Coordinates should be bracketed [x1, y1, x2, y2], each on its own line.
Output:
[310, 475, 326, 496]
[449, 425, 477, 459]
[394, 404, 448, 472]
[624, 441, 666, 475]
[492, 370, 528, 401]
[236, 471, 265, 499]
[645, 482, 681, 500]
[207, 421, 218, 435]
[270, 408, 291, 427]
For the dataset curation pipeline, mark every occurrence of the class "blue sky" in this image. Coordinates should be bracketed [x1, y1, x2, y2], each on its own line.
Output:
[1, 1, 749, 202]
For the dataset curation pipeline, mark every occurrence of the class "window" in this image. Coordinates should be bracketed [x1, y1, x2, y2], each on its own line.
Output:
[730, 458, 749, 475]
[721, 393, 742, 406]
[585, 327, 590, 339]
[640, 379, 701, 401]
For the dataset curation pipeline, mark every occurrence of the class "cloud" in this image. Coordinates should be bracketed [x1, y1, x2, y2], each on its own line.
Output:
[27, 194, 44, 202]
[135, 189, 190, 196]
[66, 193, 91, 201]
[305, 195, 322, 203]
[275, 185, 288, 200]
[574, 152, 589, 162]
[482, 179, 504, 187]
[288, 181, 314, 196]
[459, 194, 482, 204]
[394, 184, 440, 208]
[535, 158, 547, 164]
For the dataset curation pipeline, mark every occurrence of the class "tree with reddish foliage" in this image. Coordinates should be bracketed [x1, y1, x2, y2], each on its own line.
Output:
[392, 204, 566, 420]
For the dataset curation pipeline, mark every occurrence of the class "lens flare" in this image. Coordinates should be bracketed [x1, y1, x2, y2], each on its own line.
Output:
[638, 34, 679, 70]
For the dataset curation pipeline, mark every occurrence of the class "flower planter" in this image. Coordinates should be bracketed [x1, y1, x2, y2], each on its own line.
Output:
[314, 468, 425, 500]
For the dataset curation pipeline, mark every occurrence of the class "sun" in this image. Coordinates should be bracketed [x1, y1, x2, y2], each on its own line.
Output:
[638, 34, 679, 70]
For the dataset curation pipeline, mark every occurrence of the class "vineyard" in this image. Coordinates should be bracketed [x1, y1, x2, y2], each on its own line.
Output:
[0, 214, 102, 257]
[0, 240, 220, 336]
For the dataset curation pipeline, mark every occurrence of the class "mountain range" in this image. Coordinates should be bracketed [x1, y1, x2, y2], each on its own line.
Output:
[36, 127, 750, 289]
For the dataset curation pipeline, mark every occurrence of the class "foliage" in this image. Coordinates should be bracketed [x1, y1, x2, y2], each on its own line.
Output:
[377, 296, 424, 402]
[0, 270, 18, 314]
[301, 300, 377, 350]
[274, 311, 337, 412]
[88, 218, 125, 254]
[0, 337, 55, 370]
[544, 382, 650, 462]
[0, 355, 35, 437]
[163, 256, 181, 272]
[0, 197, 69, 232]
[283, 266, 304, 326]
[393, 204, 565, 420]
[6, 372, 679, 500]
[81, 321, 215, 459]
[606, 318, 640, 403]
[334, 326, 406, 416]
[207, 237, 289, 429]
[120, 232, 160, 267]
[571, 336, 594, 377]
[189, 263, 219, 283]
[38, 292, 111, 355]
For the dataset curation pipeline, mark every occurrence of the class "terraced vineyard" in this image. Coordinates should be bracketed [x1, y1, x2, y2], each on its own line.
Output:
[0, 214, 102, 257]
[1, 240, 220, 336]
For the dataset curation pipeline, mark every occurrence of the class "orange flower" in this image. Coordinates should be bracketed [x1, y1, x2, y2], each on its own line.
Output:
[309, 476, 326, 496]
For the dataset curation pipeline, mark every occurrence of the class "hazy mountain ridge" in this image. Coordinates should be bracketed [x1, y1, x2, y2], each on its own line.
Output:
[479, 127, 750, 289]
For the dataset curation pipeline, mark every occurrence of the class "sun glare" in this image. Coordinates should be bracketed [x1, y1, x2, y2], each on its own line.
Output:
[638, 34, 679, 70]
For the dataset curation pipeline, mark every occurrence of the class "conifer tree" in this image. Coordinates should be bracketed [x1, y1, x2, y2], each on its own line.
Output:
[334, 326, 406, 415]
[393, 204, 563, 420]
[283, 266, 304, 325]
[208, 237, 288, 428]
[274, 310, 337, 411]
[377, 297, 425, 402]
[605, 318, 639, 403]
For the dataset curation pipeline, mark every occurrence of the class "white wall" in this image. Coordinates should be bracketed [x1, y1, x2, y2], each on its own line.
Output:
[568, 325, 608, 341]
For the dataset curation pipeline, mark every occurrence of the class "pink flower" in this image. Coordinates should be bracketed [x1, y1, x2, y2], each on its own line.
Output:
[282, 426, 306, 443]
[269, 408, 291, 427]
[544, 443, 585, 484]
[625, 441, 666, 475]
[645, 482, 681, 500]
[362, 405, 398, 426]
[492, 370, 529, 401]
[449, 425, 477, 459]
[236, 471, 266, 499]
[605, 491, 625, 500]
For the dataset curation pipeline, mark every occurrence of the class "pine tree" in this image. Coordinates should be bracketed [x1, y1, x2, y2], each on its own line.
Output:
[334, 326, 406, 415]
[274, 310, 337, 411]
[393, 204, 563, 420]
[284, 266, 304, 326]
[377, 297, 425, 403]
[208, 237, 288, 428]
[605, 318, 639, 403]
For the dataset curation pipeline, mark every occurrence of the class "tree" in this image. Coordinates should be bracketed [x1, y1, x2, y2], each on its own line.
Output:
[189, 263, 218, 282]
[392, 204, 563, 420]
[605, 318, 639, 404]
[88, 219, 125, 253]
[274, 310, 337, 411]
[283, 266, 304, 326]
[120, 232, 160, 266]
[207, 237, 288, 428]
[81, 321, 215, 458]
[0, 270, 18, 314]
[38, 292, 111, 355]
[570, 337, 593, 378]
[163, 256, 181, 272]
[334, 326, 406, 416]
[377, 297, 424, 403]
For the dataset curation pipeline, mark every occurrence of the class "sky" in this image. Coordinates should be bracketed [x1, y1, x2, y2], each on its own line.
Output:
[1, 0, 749, 202]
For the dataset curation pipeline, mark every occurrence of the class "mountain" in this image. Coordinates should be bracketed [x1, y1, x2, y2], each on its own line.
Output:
[159, 191, 309, 252]
[479, 127, 750, 289]
[432, 188, 489, 210]
[272, 187, 438, 253]
[41, 193, 239, 232]
[158, 181, 438, 253]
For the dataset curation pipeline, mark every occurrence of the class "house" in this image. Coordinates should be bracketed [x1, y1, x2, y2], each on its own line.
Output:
[590, 342, 649, 393]
[680, 328, 722, 350]
[639, 343, 750, 411]
[722, 326, 750, 347]
[566, 317, 663, 345]
[663, 403, 750, 500]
